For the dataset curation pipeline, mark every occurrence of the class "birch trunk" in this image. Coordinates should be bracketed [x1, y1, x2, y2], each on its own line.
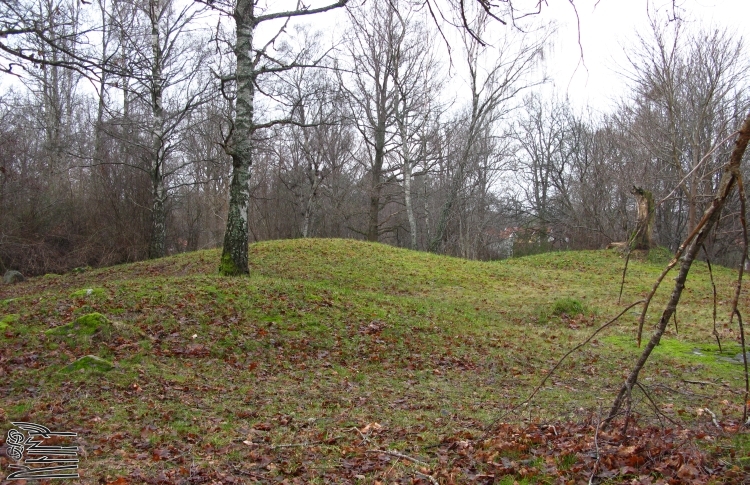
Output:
[148, 0, 167, 259]
[220, 6, 255, 275]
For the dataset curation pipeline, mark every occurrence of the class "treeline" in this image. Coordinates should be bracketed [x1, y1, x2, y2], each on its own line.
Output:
[0, 0, 748, 275]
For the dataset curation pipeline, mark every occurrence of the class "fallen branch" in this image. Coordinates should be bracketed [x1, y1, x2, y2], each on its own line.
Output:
[682, 379, 715, 386]
[636, 382, 678, 427]
[700, 407, 721, 430]
[366, 449, 429, 466]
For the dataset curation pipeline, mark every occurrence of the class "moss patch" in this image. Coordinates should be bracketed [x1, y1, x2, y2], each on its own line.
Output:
[59, 355, 114, 373]
[552, 297, 586, 317]
[605, 335, 747, 380]
[0, 313, 19, 330]
[46, 312, 111, 337]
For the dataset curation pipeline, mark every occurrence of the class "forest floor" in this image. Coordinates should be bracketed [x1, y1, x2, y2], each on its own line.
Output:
[0, 238, 748, 484]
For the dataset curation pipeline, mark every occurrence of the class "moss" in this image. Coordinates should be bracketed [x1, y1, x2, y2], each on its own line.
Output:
[605, 336, 747, 379]
[552, 297, 585, 316]
[59, 355, 114, 373]
[219, 251, 245, 276]
[46, 312, 111, 337]
[647, 246, 674, 265]
[0, 314, 20, 330]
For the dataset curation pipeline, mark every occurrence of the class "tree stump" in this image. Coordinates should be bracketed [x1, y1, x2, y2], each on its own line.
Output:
[630, 186, 654, 250]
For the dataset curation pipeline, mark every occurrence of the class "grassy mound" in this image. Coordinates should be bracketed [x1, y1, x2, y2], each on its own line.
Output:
[0, 239, 747, 483]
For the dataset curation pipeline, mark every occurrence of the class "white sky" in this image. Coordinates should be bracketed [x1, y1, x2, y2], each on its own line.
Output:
[2, 0, 746, 116]
[537, 0, 750, 113]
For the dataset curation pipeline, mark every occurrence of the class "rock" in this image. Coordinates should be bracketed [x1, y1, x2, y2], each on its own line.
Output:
[2, 270, 24, 284]
[70, 287, 106, 299]
[59, 355, 114, 373]
[46, 312, 111, 337]
[733, 352, 750, 364]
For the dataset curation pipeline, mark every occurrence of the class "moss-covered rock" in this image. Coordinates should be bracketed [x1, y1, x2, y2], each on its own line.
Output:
[59, 355, 114, 373]
[0, 314, 20, 330]
[46, 312, 111, 337]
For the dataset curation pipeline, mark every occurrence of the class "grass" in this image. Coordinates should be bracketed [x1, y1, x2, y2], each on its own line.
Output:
[0, 238, 747, 483]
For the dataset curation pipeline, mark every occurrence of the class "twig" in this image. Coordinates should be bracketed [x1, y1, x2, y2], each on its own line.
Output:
[636, 382, 678, 427]
[735, 310, 749, 425]
[366, 449, 429, 466]
[588, 406, 602, 485]
[271, 436, 343, 449]
[701, 407, 721, 430]
[484, 300, 644, 435]
[415, 470, 440, 485]
[702, 244, 722, 351]
[348, 427, 370, 445]
[657, 129, 740, 207]
[618, 249, 632, 305]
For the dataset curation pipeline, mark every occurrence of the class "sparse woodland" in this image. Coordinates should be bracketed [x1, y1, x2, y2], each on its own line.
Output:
[0, 0, 747, 276]
[2, 2, 750, 481]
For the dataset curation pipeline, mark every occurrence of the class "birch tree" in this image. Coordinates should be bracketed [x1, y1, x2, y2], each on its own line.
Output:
[207, 0, 347, 275]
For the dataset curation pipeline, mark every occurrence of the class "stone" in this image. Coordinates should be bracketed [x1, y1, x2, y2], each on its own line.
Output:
[59, 355, 114, 373]
[46, 312, 111, 337]
[2, 270, 24, 284]
[70, 287, 106, 299]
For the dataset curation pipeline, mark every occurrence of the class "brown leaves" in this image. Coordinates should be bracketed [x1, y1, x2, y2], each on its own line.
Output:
[432, 418, 741, 484]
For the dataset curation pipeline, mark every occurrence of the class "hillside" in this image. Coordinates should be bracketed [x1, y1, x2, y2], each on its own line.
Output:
[0, 239, 748, 483]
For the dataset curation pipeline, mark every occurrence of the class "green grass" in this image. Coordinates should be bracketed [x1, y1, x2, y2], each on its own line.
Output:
[0, 238, 747, 483]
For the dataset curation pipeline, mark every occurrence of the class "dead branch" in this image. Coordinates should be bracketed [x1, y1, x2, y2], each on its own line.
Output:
[366, 449, 430, 466]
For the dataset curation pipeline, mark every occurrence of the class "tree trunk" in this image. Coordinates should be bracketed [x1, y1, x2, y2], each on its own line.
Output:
[430, 159, 464, 252]
[301, 177, 319, 238]
[404, 159, 417, 250]
[630, 186, 654, 250]
[220, 10, 255, 275]
[148, 0, 167, 259]
[367, 116, 387, 242]
[148, 187, 166, 258]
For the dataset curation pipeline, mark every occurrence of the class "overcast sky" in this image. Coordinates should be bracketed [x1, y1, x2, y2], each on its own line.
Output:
[539, 0, 750, 112]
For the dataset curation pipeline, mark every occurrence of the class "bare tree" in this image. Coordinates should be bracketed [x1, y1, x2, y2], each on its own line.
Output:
[429, 7, 547, 253]
[623, 21, 748, 240]
[340, 0, 409, 243]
